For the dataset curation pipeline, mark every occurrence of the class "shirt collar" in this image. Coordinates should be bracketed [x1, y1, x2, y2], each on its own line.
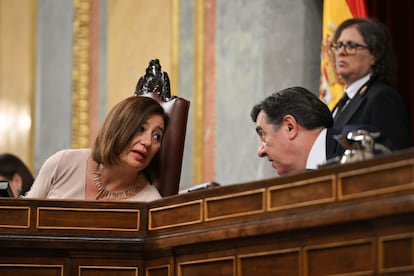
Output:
[345, 74, 371, 99]
[306, 128, 327, 170]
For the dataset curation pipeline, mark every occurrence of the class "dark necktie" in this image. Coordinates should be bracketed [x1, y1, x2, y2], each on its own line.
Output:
[334, 93, 349, 118]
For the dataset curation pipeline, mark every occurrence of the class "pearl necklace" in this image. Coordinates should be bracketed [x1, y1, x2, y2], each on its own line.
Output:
[93, 162, 142, 200]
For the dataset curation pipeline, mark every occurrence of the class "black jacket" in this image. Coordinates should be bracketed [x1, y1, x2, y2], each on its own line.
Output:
[333, 79, 413, 150]
[326, 128, 345, 160]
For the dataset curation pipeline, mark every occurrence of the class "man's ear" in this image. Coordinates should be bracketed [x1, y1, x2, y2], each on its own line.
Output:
[282, 114, 298, 139]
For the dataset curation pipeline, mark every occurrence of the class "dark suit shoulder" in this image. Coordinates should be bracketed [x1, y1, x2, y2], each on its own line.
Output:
[326, 128, 344, 160]
[364, 80, 401, 100]
[334, 79, 412, 150]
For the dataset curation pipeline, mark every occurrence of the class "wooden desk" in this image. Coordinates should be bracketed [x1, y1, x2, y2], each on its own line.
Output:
[1, 150, 414, 275]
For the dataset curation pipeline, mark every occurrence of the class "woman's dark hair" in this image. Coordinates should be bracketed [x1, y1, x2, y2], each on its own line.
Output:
[0, 153, 34, 195]
[92, 96, 168, 166]
[333, 17, 396, 85]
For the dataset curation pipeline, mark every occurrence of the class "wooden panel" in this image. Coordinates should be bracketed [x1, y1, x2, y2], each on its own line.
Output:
[0, 264, 63, 276]
[178, 257, 235, 276]
[305, 239, 374, 275]
[145, 255, 173, 276]
[379, 233, 414, 274]
[79, 266, 138, 276]
[238, 249, 300, 276]
[267, 176, 335, 211]
[0, 206, 30, 228]
[149, 200, 202, 230]
[338, 160, 414, 200]
[37, 207, 140, 231]
[146, 264, 170, 276]
[205, 189, 265, 221]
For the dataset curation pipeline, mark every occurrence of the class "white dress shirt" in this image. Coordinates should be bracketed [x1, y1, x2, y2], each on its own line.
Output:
[306, 128, 327, 170]
[345, 74, 371, 100]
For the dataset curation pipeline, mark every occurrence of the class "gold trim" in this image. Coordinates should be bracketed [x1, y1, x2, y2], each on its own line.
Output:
[238, 247, 301, 259]
[337, 159, 414, 200]
[267, 175, 336, 212]
[0, 206, 30, 228]
[204, 189, 265, 221]
[146, 264, 170, 276]
[36, 207, 140, 231]
[71, 0, 90, 148]
[193, 0, 204, 183]
[149, 199, 203, 230]
[0, 264, 63, 275]
[79, 265, 138, 275]
[171, 0, 179, 96]
[378, 233, 414, 274]
[29, 0, 37, 171]
[177, 256, 235, 276]
[304, 238, 374, 251]
[340, 182, 414, 201]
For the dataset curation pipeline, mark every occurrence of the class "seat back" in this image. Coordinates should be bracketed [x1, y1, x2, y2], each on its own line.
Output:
[142, 93, 190, 197]
[135, 59, 190, 197]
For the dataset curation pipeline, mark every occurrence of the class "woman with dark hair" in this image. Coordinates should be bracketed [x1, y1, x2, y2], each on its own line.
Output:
[0, 153, 34, 197]
[25, 96, 167, 201]
[330, 17, 412, 150]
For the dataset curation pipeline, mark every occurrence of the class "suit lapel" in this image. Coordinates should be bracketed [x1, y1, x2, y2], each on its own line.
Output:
[333, 82, 370, 129]
[334, 93, 365, 128]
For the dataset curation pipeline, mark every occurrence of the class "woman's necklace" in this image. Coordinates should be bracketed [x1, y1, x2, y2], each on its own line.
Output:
[93, 162, 142, 200]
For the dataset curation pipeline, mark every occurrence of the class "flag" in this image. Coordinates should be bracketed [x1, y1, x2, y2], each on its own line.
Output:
[319, 0, 367, 110]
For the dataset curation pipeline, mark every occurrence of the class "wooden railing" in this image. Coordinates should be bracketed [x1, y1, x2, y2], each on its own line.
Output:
[1, 149, 414, 275]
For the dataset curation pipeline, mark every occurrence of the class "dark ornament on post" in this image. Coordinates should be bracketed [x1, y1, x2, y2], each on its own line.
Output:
[134, 58, 173, 101]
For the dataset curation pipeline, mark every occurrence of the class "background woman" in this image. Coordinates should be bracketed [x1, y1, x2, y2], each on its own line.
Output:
[331, 18, 412, 150]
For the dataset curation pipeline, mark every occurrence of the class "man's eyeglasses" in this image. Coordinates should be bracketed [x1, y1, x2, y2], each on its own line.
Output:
[330, 41, 369, 55]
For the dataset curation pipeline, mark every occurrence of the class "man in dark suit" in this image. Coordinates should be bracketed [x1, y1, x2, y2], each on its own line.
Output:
[331, 18, 412, 150]
[250, 86, 344, 176]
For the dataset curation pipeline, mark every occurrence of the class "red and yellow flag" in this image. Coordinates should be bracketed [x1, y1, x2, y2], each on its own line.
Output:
[319, 0, 367, 110]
